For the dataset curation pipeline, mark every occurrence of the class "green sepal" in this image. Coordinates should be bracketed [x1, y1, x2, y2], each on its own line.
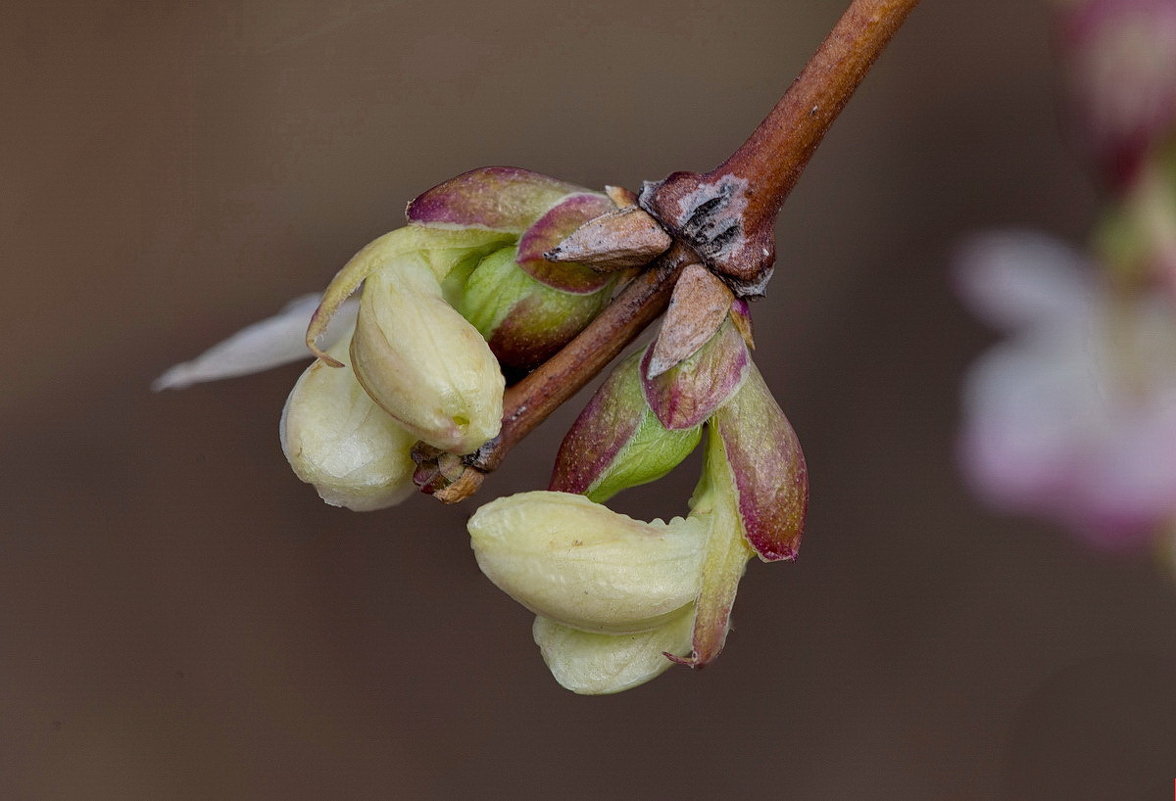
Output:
[585, 408, 701, 503]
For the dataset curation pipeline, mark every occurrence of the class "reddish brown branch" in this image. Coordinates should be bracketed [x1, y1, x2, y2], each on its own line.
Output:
[426, 0, 921, 502]
[641, 0, 921, 294]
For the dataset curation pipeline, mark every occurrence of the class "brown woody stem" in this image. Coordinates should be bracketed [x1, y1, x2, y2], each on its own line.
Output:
[722, 0, 920, 217]
[641, 0, 921, 294]
[428, 0, 920, 502]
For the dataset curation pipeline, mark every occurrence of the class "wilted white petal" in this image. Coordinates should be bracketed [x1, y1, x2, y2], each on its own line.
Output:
[280, 335, 416, 511]
[954, 231, 1094, 332]
[351, 256, 504, 454]
[154, 295, 359, 390]
[532, 607, 694, 695]
[469, 491, 707, 634]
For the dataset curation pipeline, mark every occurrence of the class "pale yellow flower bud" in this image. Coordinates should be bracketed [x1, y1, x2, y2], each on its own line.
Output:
[468, 491, 707, 634]
[350, 256, 505, 455]
[280, 337, 417, 511]
[532, 607, 694, 695]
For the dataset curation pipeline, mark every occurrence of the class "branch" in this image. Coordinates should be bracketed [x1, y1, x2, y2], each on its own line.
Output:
[641, 0, 921, 295]
[421, 0, 921, 501]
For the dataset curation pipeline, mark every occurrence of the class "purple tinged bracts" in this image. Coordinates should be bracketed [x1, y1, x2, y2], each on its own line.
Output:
[485, 288, 613, 370]
[645, 264, 736, 378]
[710, 365, 808, 561]
[544, 205, 672, 272]
[456, 246, 616, 370]
[305, 167, 632, 433]
[641, 313, 751, 431]
[549, 354, 644, 497]
[404, 167, 624, 370]
[406, 167, 587, 232]
[550, 351, 701, 502]
[516, 193, 618, 293]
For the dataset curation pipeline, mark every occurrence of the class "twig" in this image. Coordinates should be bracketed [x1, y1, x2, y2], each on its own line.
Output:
[426, 0, 921, 502]
[641, 0, 922, 295]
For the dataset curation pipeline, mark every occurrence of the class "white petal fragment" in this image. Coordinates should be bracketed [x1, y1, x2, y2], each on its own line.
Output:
[533, 607, 694, 695]
[154, 295, 358, 390]
[469, 491, 707, 634]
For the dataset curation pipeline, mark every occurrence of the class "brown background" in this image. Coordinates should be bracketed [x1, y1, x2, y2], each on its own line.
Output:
[5, 0, 1176, 798]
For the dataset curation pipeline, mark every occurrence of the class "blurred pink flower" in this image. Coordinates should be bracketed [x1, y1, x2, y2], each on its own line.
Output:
[956, 230, 1176, 548]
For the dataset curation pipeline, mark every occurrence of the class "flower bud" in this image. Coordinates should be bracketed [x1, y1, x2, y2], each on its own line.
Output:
[532, 607, 694, 695]
[350, 255, 505, 455]
[280, 336, 417, 511]
[549, 351, 701, 502]
[410, 168, 624, 369]
[468, 491, 707, 634]
[456, 245, 616, 370]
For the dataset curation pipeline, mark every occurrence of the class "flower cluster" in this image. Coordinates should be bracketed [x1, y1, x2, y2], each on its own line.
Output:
[471, 267, 807, 692]
[159, 168, 808, 693]
[957, 0, 1176, 555]
[160, 168, 620, 509]
[956, 230, 1176, 547]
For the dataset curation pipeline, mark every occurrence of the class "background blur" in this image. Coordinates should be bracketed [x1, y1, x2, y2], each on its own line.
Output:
[5, 0, 1176, 798]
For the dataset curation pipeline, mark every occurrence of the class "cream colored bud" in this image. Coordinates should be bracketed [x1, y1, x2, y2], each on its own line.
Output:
[350, 256, 505, 454]
[533, 607, 694, 695]
[280, 337, 417, 511]
[468, 491, 707, 634]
